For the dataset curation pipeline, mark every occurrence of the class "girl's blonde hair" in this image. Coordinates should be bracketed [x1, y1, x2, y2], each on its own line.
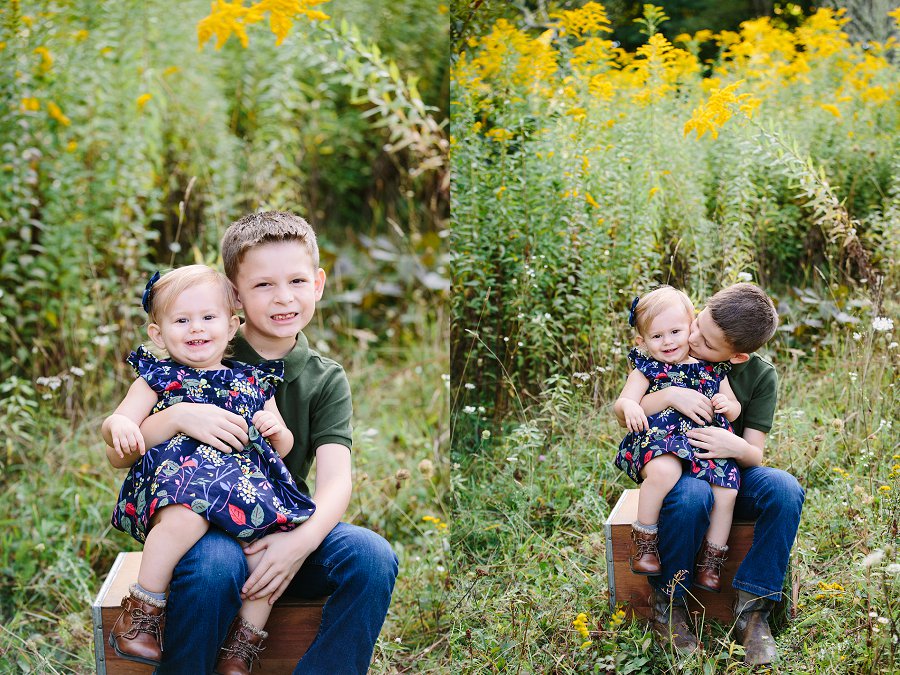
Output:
[632, 285, 695, 336]
[146, 265, 238, 325]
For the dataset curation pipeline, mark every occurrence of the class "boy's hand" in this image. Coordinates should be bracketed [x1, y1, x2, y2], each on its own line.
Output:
[176, 403, 249, 453]
[241, 529, 316, 604]
[621, 399, 649, 433]
[107, 414, 145, 459]
[665, 388, 714, 425]
[252, 410, 286, 442]
[710, 393, 731, 416]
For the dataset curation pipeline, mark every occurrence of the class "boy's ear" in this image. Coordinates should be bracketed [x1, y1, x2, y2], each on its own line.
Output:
[230, 281, 242, 309]
[147, 323, 166, 350]
[728, 352, 750, 365]
[314, 267, 326, 301]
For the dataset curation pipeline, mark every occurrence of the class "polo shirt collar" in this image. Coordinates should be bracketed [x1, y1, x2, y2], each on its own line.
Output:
[233, 331, 310, 383]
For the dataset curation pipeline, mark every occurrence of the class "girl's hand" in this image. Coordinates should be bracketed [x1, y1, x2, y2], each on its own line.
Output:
[252, 410, 285, 441]
[710, 393, 730, 415]
[620, 399, 649, 433]
[241, 530, 315, 604]
[107, 414, 146, 458]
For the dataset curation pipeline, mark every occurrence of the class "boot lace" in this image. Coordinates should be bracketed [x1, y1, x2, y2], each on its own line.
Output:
[120, 606, 164, 648]
[697, 547, 727, 574]
[632, 533, 659, 557]
[222, 630, 266, 668]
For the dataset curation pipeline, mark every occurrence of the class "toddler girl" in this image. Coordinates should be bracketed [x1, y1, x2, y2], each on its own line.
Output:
[102, 265, 315, 673]
[613, 285, 740, 592]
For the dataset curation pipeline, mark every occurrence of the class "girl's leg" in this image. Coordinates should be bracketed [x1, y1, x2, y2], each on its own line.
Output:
[706, 485, 738, 547]
[637, 454, 683, 526]
[215, 544, 273, 673]
[237, 545, 274, 628]
[139, 505, 211, 593]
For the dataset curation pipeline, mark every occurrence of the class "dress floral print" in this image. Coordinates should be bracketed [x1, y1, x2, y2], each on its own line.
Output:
[111, 345, 315, 544]
[615, 348, 741, 490]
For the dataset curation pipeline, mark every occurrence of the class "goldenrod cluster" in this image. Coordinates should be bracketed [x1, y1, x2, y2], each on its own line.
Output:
[198, 0, 329, 50]
[814, 581, 846, 601]
[422, 515, 448, 531]
[550, 2, 612, 39]
[572, 612, 592, 649]
[683, 80, 759, 139]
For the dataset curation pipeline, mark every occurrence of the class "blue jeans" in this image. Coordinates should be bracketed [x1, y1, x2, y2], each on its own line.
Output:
[155, 522, 398, 674]
[649, 465, 804, 601]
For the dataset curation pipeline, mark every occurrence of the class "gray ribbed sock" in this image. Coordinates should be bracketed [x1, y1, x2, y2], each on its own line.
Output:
[632, 520, 658, 535]
[134, 582, 167, 604]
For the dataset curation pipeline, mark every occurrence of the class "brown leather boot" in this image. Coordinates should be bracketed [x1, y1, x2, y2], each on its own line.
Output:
[630, 526, 661, 575]
[108, 584, 165, 666]
[733, 590, 778, 665]
[214, 616, 268, 675]
[649, 588, 700, 655]
[694, 540, 728, 592]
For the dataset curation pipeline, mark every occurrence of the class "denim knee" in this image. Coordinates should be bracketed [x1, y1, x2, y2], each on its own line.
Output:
[178, 529, 247, 588]
[759, 468, 805, 517]
[330, 524, 398, 591]
[665, 475, 714, 515]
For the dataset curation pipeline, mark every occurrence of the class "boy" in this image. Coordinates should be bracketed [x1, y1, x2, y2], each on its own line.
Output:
[622, 283, 804, 666]
[137, 211, 398, 674]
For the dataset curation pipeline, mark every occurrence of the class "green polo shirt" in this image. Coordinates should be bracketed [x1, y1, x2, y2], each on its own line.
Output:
[232, 331, 353, 496]
[727, 353, 778, 437]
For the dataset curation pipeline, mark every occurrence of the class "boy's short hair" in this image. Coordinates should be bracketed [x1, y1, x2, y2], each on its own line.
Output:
[706, 282, 778, 353]
[633, 285, 695, 336]
[147, 265, 237, 324]
[221, 211, 319, 281]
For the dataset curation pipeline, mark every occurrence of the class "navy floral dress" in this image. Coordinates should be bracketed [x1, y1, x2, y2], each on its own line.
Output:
[615, 348, 740, 490]
[111, 345, 315, 544]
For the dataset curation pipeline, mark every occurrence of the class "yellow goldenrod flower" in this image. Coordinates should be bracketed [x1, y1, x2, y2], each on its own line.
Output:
[486, 128, 514, 143]
[0, 42, 6, 51]
[879, 485, 891, 492]
[33, 46, 53, 73]
[163, 66, 180, 77]
[551, 2, 612, 38]
[21, 97, 40, 112]
[100, 46, 114, 55]
[584, 193, 600, 209]
[437, 4, 448, 15]
[66, 140, 78, 152]
[820, 103, 841, 118]
[649, 186, 660, 197]
[136, 93, 153, 109]
[198, 0, 330, 50]
[684, 80, 758, 140]
[73, 29, 89, 41]
[495, 186, 507, 197]
[21, 15, 33, 27]
[47, 101, 71, 126]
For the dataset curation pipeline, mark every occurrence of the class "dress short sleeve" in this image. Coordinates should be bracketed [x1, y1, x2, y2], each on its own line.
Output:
[253, 360, 285, 400]
[628, 347, 660, 379]
[125, 345, 171, 394]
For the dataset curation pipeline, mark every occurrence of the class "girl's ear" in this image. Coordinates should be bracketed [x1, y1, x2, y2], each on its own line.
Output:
[314, 267, 326, 301]
[147, 323, 166, 350]
[635, 335, 645, 347]
[227, 314, 240, 340]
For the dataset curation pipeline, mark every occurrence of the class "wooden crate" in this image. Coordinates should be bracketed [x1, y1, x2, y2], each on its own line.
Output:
[92, 552, 325, 674]
[603, 489, 755, 622]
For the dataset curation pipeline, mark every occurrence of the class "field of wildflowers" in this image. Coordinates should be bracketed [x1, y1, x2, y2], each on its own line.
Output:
[450, 3, 898, 673]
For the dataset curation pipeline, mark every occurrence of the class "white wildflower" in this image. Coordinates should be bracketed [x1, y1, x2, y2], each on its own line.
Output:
[70, 367, 85, 377]
[462, 406, 476, 414]
[852, 332, 862, 341]
[737, 272, 753, 282]
[861, 549, 884, 568]
[464, 382, 475, 390]
[872, 316, 893, 332]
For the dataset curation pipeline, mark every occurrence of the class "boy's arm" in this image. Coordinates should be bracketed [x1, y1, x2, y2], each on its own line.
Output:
[685, 426, 765, 468]
[240, 444, 352, 603]
[139, 401, 249, 453]
[640, 386, 714, 425]
[613, 369, 650, 430]
[102, 378, 157, 468]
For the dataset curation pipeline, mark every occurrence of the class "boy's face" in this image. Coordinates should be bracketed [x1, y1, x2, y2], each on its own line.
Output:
[233, 240, 325, 347]
[688, 308, 747, 364]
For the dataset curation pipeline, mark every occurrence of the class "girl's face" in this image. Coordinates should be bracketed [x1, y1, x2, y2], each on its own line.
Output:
[147, 282, 239, 369]
[637, 304, 693, 364]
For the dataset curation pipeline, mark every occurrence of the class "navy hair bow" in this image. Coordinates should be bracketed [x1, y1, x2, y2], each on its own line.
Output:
[142, 271, 161, 314]
[628, 296, 640, 327]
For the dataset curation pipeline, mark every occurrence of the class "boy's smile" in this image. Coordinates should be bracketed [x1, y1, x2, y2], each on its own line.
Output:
[233, 240, 326, 358]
